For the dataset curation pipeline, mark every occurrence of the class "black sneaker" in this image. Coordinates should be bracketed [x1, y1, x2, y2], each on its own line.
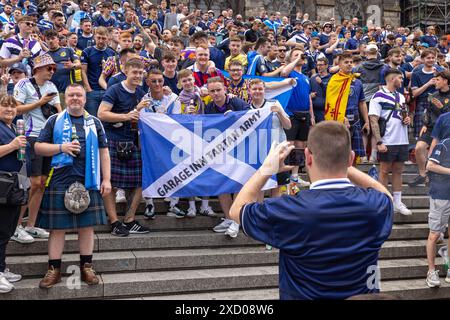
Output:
[123, 220, 151, 234]
[111, 221, 130, 237]
[408, 174, 426, 187]
[143, 203, 155, 219]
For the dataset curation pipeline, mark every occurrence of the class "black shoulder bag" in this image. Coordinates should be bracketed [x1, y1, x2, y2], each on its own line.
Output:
[30, 78, 58, 119]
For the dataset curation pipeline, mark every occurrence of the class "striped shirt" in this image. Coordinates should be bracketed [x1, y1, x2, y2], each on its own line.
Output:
[0, 35, 42, 72]
[289, 33, 311, 47]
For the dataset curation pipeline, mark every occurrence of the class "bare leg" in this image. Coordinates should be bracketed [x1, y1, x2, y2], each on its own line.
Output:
[415, 141, 429, 177]
[124, 188, 143, 223]
[219, 194, 233, 219]
[427, 232, 440, 272]
[48, 230, 66, 260]
[103, 190, 119, 224]
[391, 162, 404, 192]
[78, 227, 95, 256]
[379, 161, 392, 189]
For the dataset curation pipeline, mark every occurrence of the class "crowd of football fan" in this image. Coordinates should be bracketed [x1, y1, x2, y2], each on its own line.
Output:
[0, 0, 450, 294]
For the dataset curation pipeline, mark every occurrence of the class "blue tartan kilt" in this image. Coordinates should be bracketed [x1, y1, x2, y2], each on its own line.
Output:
[37, 188, 107, 230]
[109, 140, 142, 189]
[350, 122, 365, 157]
[414, 99, 429, 138]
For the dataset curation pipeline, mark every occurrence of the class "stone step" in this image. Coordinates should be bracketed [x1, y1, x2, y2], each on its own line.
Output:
[358, 164, 418, 173]
[402, 196, 429, 209]
[7, 225, 436, 257]
[394, 209, 429, 224]
[0, 266, 280, 300]
[137, 288, 280, 300]
[1, 258, 446, 300]
[389, 224, 430, 240]
[382, 278, 450, 300]
[6, 246, 276, 278]
[380, 240, 444, 259]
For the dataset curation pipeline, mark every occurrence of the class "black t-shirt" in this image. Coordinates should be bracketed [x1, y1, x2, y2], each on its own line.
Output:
[37, 114, 108, 188]
[163, 73, 180, 95]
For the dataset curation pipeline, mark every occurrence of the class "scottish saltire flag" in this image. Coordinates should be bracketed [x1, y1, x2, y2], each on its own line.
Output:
[222, 70, 294, 107]
[140, 108, 279, 198]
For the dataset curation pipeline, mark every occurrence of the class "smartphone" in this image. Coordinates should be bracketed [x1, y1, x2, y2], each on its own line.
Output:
[284, 148, 305, 167]
[47, 92, 58, 97]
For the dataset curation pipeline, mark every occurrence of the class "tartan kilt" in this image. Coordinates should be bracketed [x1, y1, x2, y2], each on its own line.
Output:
[413, 99, 429, 138]
[37, 188, 107, 230]
[109, 140, 142, 189]
[350, 122, 365, 157]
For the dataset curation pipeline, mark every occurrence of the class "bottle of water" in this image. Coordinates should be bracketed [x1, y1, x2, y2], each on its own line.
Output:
[16, 119, 25, 161]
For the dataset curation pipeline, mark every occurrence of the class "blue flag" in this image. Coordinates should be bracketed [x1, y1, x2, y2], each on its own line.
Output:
[139, 108, 280, 198]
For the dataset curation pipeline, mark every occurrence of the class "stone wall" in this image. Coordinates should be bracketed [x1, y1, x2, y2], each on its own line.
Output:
[186, 0, 401, 27]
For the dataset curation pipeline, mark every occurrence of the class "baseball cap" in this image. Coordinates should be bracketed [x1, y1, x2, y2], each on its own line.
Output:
[366, 43, 379, 52]
[9, 63, 27, 74]
[420, 42, 430, 48]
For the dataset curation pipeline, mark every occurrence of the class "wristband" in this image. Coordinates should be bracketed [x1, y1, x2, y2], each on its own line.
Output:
[59, 144, 62, 153]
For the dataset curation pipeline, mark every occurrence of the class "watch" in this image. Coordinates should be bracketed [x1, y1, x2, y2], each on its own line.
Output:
[376, 141, 383, 145]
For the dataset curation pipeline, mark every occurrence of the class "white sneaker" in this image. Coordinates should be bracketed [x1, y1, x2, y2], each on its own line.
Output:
[11, 225, 34, 244]
[186, 207, 197, 218]
[199, 206, 217, 217]
[164, 197, 171, 202]
[394, 202, 412, 216]
[404, 160, 413, 165]
[360, 156, 369, 164]
[0, 275, 13, 293]
[426, 270, 441, 288]
[115, 189, 126, 203]
[213, 219, 233, 233]
[225, 221, 240, 238]
[25, 226, 49, 239]
[296, 178, 310, 187]
[3, 269, 21, 283]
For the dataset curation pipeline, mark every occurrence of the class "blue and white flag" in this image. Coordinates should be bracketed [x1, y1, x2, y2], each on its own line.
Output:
[140, 108, 279, 198]
[222, 70, 295, 107]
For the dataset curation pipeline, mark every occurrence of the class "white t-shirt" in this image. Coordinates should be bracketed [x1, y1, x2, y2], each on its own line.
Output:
[251, 99, 288, 143]
[141, 92, 181, 114]
[368, 87, 408, 146]
[13, 78, 60, 137]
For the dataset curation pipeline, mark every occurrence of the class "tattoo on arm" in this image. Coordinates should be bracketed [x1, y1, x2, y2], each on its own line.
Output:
[369, 115, 381, 142]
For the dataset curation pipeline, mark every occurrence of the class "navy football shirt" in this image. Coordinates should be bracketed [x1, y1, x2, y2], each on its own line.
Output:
[240, 178, 393, 300]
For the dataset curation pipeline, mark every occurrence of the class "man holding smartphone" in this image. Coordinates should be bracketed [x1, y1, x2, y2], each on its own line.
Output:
[12, 53, 61, 244]
[229, 121, 393, 299]
[369, 69, 412, 216]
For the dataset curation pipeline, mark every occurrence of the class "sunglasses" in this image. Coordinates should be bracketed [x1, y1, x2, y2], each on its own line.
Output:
[278, 49, 286, 52]
[24, 22, 36, 27]
[46, 66, 57, 72]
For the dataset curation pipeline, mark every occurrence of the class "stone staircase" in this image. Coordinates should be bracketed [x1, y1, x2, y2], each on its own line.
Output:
[1, 164, 447, 300]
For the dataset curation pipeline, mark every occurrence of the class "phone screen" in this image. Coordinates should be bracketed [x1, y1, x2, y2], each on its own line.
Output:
[284, 148, 305, 166]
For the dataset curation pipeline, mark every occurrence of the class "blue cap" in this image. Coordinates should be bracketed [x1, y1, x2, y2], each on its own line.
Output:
[9, 62, 27, 74]
[420, 42, 430, 48]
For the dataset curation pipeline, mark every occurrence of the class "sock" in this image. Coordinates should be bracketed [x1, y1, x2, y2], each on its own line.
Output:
[189, 200, 196, 210]
[393, 192, 402, 206]
[201, 199, 209, 210]
[371, 150, 377, 160]
[80, 255, 93, 267]
[48, 259, 62, 269]
[169, 197, 179, 208]
[145, 197, 153, 206]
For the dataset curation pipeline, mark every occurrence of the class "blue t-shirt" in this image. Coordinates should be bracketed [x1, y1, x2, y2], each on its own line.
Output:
[94, 15, 117, 28]
[37, 114, 108, 188]
[0, 120, 26, 172]
[204, 97, 250, 114]
[411, 65, 444, 101]
[345, 37, 363, 51]
[310, 73, 332, 111]
[286, 70, 311, 115]
[346, 79, 365, 115]
[107, 71, 149, 92]
[81, 46, 115, 91]
[428, 138, 450, 200]
[420, 35, 438, 48]
[118, 21, 136, 32]
[241, 179, 393, 300]
[401, 62, 414, 87]
[164, 73, 180, 95]
[432, 112, 450, 141]
[319, 33, 330, 46]
[76, 33, 94, 51]
[48, 47, 78, 92]
[101, 82, 146, 141]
